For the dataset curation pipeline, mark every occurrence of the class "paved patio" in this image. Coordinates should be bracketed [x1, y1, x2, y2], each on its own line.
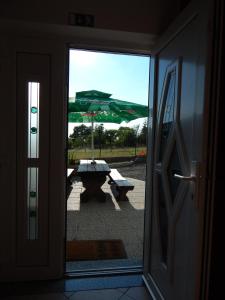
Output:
[66, 171, 145, 271]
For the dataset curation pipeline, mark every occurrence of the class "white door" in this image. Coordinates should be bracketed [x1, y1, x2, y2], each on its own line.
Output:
[143, 3, 210, 299]
[0, 37, 66, 281]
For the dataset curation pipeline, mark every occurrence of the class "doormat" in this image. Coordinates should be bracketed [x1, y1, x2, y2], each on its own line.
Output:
[66, 239, 127, 261]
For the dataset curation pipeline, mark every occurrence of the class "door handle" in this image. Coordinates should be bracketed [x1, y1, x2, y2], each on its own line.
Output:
[174, 161, 202, 208]
[173, 174, 196, 181]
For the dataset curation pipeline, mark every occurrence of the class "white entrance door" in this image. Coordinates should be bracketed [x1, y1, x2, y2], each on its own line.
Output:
[143, 3, 210, 299]
[0, 38, 66, 281]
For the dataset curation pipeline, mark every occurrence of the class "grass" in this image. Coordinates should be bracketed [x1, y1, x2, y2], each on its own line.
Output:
[68, 147, 146, 162]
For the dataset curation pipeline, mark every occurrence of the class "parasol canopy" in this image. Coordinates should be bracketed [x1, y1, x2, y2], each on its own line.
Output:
[68, 90, 149, 161]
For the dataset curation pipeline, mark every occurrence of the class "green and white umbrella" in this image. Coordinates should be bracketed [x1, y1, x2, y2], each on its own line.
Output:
[68, 90, 149, 160]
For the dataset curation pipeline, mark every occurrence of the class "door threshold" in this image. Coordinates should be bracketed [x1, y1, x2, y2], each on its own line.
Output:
[63, 271, 144, 292]
[65, 265, 143, 278]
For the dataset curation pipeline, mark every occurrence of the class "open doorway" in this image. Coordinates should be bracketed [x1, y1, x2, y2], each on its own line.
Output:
[66, 49, 150, 274]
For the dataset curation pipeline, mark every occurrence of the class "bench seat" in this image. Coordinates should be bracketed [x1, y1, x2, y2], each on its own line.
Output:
[67, 168, 75, 186]
[108, 169, 134, 201]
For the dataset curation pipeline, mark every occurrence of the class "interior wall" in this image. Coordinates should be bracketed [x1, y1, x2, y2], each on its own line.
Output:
[0, 0, 190, 35]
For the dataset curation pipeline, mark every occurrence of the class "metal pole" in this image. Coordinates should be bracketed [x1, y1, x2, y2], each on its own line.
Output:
[91, 114, 94, 162]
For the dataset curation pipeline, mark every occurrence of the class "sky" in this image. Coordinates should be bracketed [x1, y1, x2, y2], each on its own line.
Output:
[68, 49, 150, 135]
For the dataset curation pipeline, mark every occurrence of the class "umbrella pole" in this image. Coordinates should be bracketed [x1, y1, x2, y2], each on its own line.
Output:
[91, 115, 94, 162]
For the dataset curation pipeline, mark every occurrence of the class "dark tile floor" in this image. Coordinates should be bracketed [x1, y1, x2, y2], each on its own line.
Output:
[0, 275, 152, 300]
[2, 286, 150, 299]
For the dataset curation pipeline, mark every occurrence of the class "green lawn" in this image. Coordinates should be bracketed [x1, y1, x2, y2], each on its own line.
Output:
[68, 147, 146, 163]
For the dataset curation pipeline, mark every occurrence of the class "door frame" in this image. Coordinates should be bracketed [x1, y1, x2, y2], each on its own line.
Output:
[201, 0, 225, 298]
[65, 45, 151, 276]
[61, 26, 153, 277]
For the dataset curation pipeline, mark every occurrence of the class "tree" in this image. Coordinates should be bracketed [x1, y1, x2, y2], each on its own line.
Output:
[67, 138, 74, 149]
[138, 120, 147, 146]
[94, 124, 105, 156]
[133, 124, 140, 156]
[70, 124, 91, 139]
[105, 129, 118, 151]
[116, 127, 136, 147]
[69, 124, 92, 148]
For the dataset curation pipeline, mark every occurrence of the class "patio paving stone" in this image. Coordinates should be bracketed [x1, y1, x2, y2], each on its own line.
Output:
[66, 174, 145, 270]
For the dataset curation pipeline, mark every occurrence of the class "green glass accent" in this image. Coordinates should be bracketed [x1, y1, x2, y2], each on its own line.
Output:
[30, 191, 36, 197]
[30, 127, 37, 134]
[31, 106, 38, 113]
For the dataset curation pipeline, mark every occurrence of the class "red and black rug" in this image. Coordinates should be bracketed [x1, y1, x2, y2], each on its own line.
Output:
[66, 239, 127, 261]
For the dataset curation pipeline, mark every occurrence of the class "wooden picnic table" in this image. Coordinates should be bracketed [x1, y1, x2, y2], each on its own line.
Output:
[67, 168, 75, 186]
[77, 160, 111, 202]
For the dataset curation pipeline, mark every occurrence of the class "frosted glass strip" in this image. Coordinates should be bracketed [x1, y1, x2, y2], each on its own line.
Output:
[28, 82, 40, 158]
[27, 167, 38, 240]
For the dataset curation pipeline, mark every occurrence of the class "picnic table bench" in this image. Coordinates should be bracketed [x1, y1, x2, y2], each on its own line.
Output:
[78, 160, 111, 202]
[108, 169, 134, 201]
[67, 168, 75, 186]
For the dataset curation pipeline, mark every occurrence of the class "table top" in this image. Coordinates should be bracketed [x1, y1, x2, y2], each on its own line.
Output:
[78, 160, 111, 175]
[67, 168, 74, 177]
